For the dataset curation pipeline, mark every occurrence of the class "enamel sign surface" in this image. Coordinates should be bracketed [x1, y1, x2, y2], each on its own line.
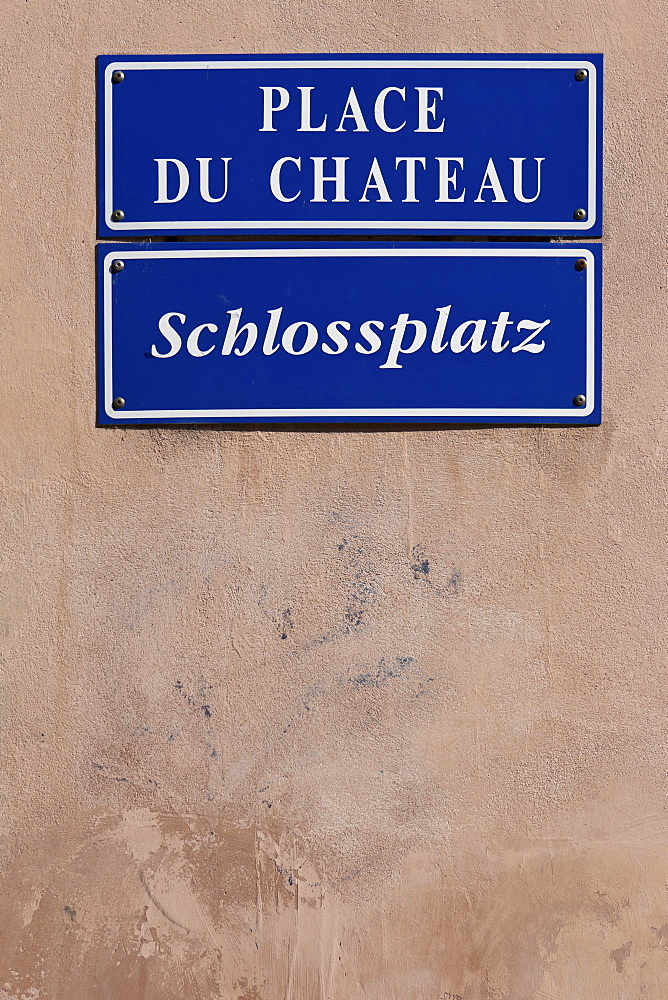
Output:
[97, 55, 602, 237]
[97, 243, 601, 425]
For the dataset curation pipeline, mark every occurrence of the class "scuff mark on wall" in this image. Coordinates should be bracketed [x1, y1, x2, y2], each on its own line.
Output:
[278, 654, 435, 738]
[610, 940, 632, 973]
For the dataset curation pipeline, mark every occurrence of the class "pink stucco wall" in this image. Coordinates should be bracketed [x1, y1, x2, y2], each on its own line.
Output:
[0, 0, 666, 996]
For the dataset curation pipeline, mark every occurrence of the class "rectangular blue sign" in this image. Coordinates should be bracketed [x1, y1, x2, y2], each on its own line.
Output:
[97, 54, 602, 237]
[98, 243, 601, 425]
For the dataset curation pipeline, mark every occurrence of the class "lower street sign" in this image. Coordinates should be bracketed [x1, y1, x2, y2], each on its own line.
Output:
[97, 243, 601, 425]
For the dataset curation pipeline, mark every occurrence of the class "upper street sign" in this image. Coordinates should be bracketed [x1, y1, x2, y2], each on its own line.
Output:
[97, 54, 602, 237]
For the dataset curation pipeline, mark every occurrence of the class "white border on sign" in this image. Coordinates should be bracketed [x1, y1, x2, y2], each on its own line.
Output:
[102, 246, 596, 420]
[103, 58, 598, 232]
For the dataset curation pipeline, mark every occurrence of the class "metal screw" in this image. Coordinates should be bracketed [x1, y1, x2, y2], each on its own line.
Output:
[573, 208, 587, 221]
[574, 69, 588, 82]
[111, 209, 125, 222]
[111, 70, 125, 84]
[110, 259, 124, 273]
[575, 258, 587, 271]
[112, 397, 125, 410]
[573, 394, 586, 407]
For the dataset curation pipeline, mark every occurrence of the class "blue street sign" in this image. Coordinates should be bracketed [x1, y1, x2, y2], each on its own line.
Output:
[97, 54, 602, 237]
[98, 243, 601, 425]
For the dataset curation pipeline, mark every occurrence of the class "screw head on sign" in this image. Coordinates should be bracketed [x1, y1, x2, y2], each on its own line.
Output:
[573, 395, 586, 408]
[575, 69, 588, 82]
[111, 70, 125, 84]
[111, 209, 125, 222]
[573, 208, 587, 221]
[112, 397, 125, 410]
[575, 258, 587, 271]
[110, 260, 124, 273]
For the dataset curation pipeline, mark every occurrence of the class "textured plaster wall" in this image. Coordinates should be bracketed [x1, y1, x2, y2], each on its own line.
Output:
[0, 0, 666, 998]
